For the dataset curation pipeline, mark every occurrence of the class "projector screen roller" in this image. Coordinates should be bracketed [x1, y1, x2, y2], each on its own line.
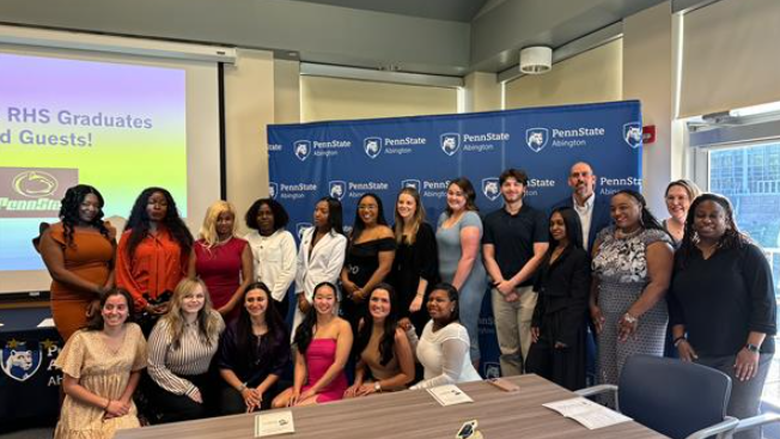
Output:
[0, 44, 222, 294]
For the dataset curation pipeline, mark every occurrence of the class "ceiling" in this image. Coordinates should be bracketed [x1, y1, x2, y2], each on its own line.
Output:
[281, 0, 491, 23]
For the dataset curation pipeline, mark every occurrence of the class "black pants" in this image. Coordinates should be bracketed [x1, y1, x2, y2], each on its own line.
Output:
[144, 372, 216, 424]
[275, 294, 290, 324]
[218, 381, 279, 415]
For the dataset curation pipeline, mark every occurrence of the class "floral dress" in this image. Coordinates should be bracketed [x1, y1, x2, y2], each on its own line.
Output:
[591, 226, 671, 388]
[54, 323, 147, 439]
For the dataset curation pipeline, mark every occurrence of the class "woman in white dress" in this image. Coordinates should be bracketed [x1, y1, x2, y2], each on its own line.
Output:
[409, 283, 481, 389]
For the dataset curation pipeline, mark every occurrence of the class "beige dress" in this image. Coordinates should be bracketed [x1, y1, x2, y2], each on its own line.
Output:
[54, 323, 147, 439]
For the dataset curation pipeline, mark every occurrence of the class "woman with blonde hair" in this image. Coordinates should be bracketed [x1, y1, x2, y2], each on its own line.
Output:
[145, 278, 225, 423]
[662, 179, 701, 245]
[390, 187, 439, 334]
[190, 200, 253, 319]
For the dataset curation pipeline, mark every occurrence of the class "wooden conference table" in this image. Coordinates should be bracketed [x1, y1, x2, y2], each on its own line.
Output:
[116, 374, 666, 439]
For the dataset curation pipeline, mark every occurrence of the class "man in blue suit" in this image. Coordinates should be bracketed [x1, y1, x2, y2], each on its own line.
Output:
[552, 161, 611, 386]
[553, 161, 611, 252]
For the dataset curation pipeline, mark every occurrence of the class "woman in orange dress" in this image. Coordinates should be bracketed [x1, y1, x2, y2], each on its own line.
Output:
[40, 184, 116, 341]
[116, 187, 193, 333]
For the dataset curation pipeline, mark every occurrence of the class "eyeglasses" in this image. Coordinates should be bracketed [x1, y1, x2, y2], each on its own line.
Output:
[358, 205, 378, 210]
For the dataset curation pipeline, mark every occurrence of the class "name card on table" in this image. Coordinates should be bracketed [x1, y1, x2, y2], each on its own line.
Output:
[254, 410, 295, 437]
[427, 384, 474, 407]
[543, 397, 632, 430]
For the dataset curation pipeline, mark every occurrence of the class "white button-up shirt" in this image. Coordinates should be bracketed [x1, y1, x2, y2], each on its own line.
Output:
[245, 228, 297, 302]
[572, 194, 595, 250]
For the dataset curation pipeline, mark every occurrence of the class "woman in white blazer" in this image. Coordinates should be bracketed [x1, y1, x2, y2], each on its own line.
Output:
[292, 197, 348, 339]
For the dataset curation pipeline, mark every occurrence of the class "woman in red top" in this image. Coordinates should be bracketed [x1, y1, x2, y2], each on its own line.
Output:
[189, 201, 253, 320]
[116, 187, 193, 333]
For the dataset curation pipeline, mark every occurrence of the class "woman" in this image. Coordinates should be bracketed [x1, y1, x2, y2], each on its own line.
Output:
[146, 279, 224, 423]
[54, 289, 146, 439]
[662, 179, 701, 245]
[409, 283, 481, 389]
[435, 178, 487, 364]
[391, 187, 439, 335]
[669, 194, 776, 439]
[344, 284, 415, 397]
[272, 282, 352, 407]
[190, 200, 253, 319]
[340, 193, 396, 331]
[116, 187, 192, 332]
[525, 207, 590, 391]
[217, 282, 290, 414]
[39, 184, 116, 341]
[293, 197, 347, 339]
[245, 198, 297, 318]
[590, 190, 674, 392]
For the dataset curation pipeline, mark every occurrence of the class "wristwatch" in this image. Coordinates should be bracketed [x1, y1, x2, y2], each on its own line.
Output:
[745, 343, 760, 353]
[374, 381, 382, 392]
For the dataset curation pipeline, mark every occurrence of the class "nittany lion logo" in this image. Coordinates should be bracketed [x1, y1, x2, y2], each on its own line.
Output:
[440, 133, 461, 156]
[525, 128, 549, 153]
[293, 140, 312, 161]
[296, 222, 312, 240]
[484, 362, 501, 379]
[401, 179, 421, 191]
[364, 137, 383, 159]
[482, 178, 501, 202]
[623, 122, 643, 149]
[2, 341, 42, 382]
[329, 181, 346, 201]
[268, 182, 278, 200]
[12, 171, 59, 199]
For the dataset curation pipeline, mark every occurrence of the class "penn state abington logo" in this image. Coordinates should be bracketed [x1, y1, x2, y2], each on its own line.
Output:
[364, 137, 383, 159]
[293, 140, 312, 161]
[440, 133, 460, 156]
[482, 177, 501, 202]
[296, 222, 313, 240]
[525, 128, 549, 153]
[2, 339, 42, 382]
[268, 182, 278, 200]
[401, 179, 421, 191]
[623, 122, 643, 149]
[329, 181, 346, 201]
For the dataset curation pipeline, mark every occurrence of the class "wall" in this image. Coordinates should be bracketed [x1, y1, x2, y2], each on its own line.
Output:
[504, 39, 623, 109]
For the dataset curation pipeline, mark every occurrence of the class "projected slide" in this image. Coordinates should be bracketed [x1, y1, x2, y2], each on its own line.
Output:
[0, 52, 187, 271]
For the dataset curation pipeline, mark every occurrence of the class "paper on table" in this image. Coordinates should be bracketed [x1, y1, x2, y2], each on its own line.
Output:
[254, 410, 295, 437]
[37, 318, 55, 328]
[427, 384, 474, 407]
[543, 397, 632, 430]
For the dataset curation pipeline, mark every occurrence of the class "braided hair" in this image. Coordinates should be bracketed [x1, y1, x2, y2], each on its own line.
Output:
[59, 185, 112, 247]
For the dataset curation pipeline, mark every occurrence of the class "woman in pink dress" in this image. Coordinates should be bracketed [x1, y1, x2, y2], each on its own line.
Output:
[272, 281, 352, 407]
[190, 201, 253, 320]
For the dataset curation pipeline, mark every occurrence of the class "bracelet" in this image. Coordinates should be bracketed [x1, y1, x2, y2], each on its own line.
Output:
[622, 312, 638, 324]
[104, 399, 111, 410]
[374, 381, 382, 392]
[238, 383, 247, 393]
[673, 336, 687, 347]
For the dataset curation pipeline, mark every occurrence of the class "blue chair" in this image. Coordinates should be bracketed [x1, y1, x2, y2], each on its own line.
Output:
[576, 355, 738, 439]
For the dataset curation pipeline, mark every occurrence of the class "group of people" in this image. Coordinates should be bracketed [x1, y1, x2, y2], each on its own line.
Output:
[37, 160, 776, 439]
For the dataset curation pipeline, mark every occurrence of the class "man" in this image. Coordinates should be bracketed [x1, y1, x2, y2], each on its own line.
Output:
[483, 169, 548, 376]
[553, 161, 611, 251]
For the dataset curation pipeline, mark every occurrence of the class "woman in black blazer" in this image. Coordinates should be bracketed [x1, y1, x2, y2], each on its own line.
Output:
[525, 207, 590, 390]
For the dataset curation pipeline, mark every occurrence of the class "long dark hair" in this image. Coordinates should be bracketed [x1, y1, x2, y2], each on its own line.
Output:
[614, 189, 665, 232]
[350, 193, 388, 243]
[60, 184, 112, 247]
[354, 283, 399, 367]
[316, 196, 344, 235]
[124, 187, 193, 260]
[235, 282, 288, 367]
[429, 282, 459, 327]
[676, 193, 750, 270]
[294, 281, 339, 354]
[546, 207, 583, 258]
[85, 289, 135, 331]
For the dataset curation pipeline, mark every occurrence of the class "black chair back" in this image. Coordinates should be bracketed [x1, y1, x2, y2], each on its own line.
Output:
[618, 355, 732, 439]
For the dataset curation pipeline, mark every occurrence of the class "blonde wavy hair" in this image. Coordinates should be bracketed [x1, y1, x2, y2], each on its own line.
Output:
[198, 200, 238, 248]
[163, 278, 221, 349]
[394, 187, 426, 245]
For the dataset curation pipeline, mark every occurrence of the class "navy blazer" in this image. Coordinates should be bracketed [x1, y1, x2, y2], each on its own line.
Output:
[551, 195, 611, 251]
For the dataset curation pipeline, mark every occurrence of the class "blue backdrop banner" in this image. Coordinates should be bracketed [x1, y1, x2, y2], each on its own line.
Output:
[268, 100, 643, 376]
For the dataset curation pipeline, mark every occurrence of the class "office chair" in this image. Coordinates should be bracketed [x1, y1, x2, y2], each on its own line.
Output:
[576, 355, 738, 439]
